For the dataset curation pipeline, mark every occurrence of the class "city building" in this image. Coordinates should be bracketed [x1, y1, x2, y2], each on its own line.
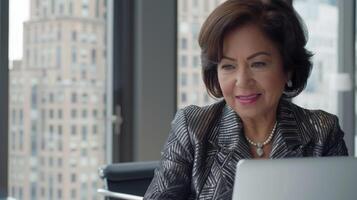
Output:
[9, 0, 107, 199]
[177, 0, 225, 109]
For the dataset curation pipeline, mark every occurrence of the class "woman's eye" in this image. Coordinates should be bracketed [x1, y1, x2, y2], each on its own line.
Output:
[251, 62, 266, 68]
[221, 64, 235, 70]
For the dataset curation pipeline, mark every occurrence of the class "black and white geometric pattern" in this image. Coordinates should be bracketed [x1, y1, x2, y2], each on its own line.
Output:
[144, 99, 348, 200]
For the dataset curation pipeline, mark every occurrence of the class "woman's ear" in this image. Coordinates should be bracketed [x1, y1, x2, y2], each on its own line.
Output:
[285, 71, 293, 88]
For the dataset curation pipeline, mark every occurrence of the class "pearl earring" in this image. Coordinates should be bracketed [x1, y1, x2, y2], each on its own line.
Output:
[287, 80, 292, 87]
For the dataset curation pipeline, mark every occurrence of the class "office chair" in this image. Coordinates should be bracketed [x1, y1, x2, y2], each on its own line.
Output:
[98, 161, 159, 200]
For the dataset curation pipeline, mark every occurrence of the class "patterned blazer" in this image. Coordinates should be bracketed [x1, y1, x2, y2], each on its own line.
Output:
[144, 99, 348, 200]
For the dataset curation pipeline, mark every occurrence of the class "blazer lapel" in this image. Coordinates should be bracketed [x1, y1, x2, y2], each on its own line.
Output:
[270, 99, 304, 158]
[203, 104, 252, 193]
[216, 104, 252, 159]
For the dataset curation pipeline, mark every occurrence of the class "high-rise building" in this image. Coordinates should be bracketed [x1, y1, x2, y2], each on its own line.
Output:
[9, 0, 107, 199]
[177, 0, 225, 109]
[293, 0, 338, 114]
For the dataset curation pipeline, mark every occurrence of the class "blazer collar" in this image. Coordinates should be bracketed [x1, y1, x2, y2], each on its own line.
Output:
[270, 99, 304, 158]
[216, 99, 305, 159]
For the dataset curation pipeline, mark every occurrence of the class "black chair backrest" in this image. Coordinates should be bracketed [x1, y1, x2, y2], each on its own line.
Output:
[102, 161, 159, 197]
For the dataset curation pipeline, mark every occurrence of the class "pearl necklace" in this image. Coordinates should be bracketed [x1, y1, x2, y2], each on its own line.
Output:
[245, 122, 277, 157]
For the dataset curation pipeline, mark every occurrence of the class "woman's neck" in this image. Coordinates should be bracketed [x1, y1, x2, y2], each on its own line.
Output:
[242, 114, 277, 142]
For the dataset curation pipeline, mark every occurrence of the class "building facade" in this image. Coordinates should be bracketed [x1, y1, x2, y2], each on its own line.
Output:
[177, 0, 225, 109]
[9, 0, 107, 199]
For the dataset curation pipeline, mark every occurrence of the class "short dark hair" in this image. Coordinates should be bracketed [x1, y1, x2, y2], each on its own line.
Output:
[198, 0, 313, 98]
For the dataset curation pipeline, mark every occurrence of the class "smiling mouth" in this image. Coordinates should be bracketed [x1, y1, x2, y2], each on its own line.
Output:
[236, 94, 261, 104]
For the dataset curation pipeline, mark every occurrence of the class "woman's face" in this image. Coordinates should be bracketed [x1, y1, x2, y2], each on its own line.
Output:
[217, 24, 288, 121]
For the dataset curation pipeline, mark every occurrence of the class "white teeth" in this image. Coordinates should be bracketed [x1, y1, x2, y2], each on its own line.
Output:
[238, 94, 259, 100]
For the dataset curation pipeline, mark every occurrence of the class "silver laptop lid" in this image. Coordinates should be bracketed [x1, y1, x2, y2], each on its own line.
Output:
[232, 157, 357, 200]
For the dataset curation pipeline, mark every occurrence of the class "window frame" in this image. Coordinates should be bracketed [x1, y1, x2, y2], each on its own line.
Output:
[0, 0, 9, 197]
[112, 0, 177, 162]
[337, 0, 355, 156]
[1, 0, 354, 197]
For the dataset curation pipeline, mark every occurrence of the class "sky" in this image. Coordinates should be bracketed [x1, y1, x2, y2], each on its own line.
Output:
[9, 0, 30, 61]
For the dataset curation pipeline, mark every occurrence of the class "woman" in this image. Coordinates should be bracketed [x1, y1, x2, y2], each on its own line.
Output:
[144, 0, 348, 199]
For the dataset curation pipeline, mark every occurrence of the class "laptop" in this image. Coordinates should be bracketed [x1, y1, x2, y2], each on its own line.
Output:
[232, 157, 357, 200]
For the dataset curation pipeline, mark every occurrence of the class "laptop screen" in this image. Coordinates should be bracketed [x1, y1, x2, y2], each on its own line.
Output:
[232, 157, 357, 200]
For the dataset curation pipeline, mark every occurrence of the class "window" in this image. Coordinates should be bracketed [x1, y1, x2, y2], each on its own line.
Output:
[56, 46, 61, 67]
[82, 93, 88, 103]
[96, 0, 100, 17]
[82, 109, 87, 118]
[71, 125, 77, 135]
[293, 0, 339, 114]
[31, 85, 38, 109]
[58, 125, 62, 135]
[72, 46, 77, 64]
[49, 109, 54, 119]
[58, 173, 62, 183]
[19, 130, 24, 150]
[49, 157, 53, 167]
[69, 0, 73, 15]
[51, 0, 55, 14]
[92, 109, 98, 118]
[180, 55, 187, 67]
[177, 0, 222, 108]
[19, 187, 23, 199]
[71, 92, 77, 103]
[71, 189, 76, 198]
[92, 125, 97, 134]
[80, 182, 88, 200]
[71, 173, 76, 183]
[81, 126, 87, 140]
[41, 187, 45, 198]
[181, 72, 188, 86]
[11, 109, 16, 125]
[72, 31, 77, 41]
[71, 109, 77, 118]
[181, 38, 187, 50]
[49, 92, 54, 103]
[57, 29, 61, 40]
[91, 49, 96, 64]
[192, 55, 199, 68]
[181, 92, 187, 103]
[31, 183, 37, 200]
[82, 0, 89, 17]
[7, 2, 110, 199]
[81, 148, 87, 157]
[58, 158, 62, 166]
[8, 1, 349, 199]
[57, 189, 62, 198]
[59, 1, 64, 15]
[58, 109, 62, 119]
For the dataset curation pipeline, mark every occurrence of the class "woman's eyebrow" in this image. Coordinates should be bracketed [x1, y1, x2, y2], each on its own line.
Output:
[247, 51, 271, 60]
[222, 52, 271, 62]
[221, 56, 236, 61]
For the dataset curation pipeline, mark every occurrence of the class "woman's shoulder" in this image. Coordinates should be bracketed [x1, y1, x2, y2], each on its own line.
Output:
[287, 100, 338, 123]
[284, 100, 347, 156]
[284, 100, 340, 139]
[171, 100, 225, 143]
[179, 99, 226, 121]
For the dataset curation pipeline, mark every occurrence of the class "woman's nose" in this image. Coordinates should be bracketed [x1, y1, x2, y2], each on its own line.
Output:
[235, 66, 254, 87]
